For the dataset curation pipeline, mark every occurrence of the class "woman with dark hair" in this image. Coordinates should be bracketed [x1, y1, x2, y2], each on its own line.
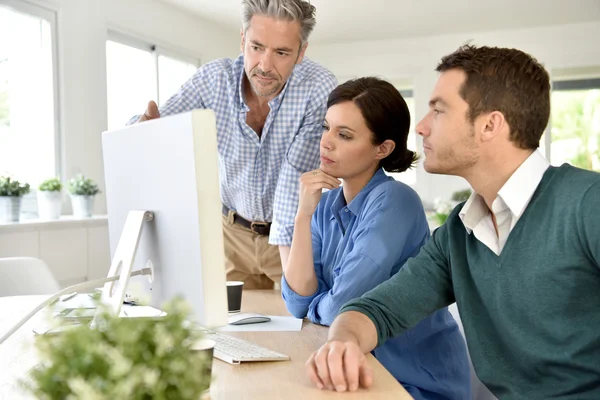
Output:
[281, 77, 471, 399]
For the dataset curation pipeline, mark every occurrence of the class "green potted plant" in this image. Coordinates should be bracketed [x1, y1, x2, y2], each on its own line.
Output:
[37, 177, 63, 220]
[23, 299, 215, 400]
[69, 174, 100, 218]
[0, 176, 30, 222]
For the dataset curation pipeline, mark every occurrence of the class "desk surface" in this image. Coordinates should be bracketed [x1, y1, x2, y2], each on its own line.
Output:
[210, 290, 410, 400]
[0, 291, 411, 400]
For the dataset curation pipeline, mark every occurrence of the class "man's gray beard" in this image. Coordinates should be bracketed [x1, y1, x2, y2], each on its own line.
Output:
[250, 78, 281, 97]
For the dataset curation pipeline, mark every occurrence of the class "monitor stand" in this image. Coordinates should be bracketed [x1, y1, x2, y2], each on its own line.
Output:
[97, 210, 154, 318]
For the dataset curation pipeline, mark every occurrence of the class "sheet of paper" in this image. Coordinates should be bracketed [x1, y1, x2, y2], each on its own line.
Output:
[50, 295, 165, 319]
[216, 316, 303, 332]
[120, 305, 166, 318]
[53, 293, 97, 310]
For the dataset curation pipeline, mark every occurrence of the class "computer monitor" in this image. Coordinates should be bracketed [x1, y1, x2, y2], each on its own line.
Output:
[101, 109, 228, 328]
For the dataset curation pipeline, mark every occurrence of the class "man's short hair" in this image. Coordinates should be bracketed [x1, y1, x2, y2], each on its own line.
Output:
[241, 0, 316, 45]
[437, 44, 551, 149]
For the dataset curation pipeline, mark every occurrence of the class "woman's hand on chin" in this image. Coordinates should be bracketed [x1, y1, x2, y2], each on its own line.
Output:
[297, 169, 341, 218]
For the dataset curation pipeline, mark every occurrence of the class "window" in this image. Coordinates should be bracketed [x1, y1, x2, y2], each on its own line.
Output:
[387, 88, 417, 186]
[106, 40, 156, 130]
[106, 34, 199, 131]
[0, 1, 59, 188]
[542, 78, 600, 172]
[158, 55, 198, 107]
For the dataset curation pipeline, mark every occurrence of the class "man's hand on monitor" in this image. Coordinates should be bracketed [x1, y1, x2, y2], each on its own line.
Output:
[305, 340, 373, 392]
[137, 100, 160, 122]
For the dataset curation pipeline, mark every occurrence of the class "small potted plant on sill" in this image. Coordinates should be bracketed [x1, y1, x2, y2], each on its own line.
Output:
[0, 176, 30, 222]
[37, 177, 63, 220]
[22, 298, 214, 400]
[69, 174, 100, 218]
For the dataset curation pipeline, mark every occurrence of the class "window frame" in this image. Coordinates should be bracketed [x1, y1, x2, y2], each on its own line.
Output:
[106, 30, 201, 106]
[391, 85, 417, 187]
[1, 0, 61, 179]
[1, 0, 61, 218]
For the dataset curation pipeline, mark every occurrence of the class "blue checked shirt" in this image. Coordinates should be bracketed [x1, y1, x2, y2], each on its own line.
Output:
[129, 54, 337, 245]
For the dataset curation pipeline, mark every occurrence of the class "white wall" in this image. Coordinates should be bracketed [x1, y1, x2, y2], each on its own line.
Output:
[308, 21, 600, 206]
[10, 1, 600, 208]
[21, 0, 240, 214]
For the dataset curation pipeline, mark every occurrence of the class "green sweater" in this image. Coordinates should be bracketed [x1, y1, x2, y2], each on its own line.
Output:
[341, 165, 600, 399]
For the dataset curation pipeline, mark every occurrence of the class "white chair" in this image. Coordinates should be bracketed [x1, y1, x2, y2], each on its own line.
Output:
[0, 257, 60, 296]
[448, 303, 498, 400]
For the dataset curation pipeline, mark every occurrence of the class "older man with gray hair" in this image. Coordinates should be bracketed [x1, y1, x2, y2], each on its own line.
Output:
[131, 0, 337, 289]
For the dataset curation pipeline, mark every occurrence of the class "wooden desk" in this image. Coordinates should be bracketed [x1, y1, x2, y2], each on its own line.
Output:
[0, 292, 411, 399]
[210, 290, 411, 400]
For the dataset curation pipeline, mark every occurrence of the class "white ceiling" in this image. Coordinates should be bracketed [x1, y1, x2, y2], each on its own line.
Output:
[159, 0, 600, 44]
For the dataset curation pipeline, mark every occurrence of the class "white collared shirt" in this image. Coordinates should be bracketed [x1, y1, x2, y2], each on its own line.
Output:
[459, 150, 550, 255]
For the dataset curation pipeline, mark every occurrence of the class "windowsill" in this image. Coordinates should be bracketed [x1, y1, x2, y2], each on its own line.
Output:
[0, 215, 108, 231]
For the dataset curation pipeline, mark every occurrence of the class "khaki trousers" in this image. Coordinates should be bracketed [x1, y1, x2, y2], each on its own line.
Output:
[222, 212, 282, 290]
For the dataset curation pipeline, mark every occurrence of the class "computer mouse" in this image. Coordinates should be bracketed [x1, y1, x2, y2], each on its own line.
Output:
[228, 313, 271, 325]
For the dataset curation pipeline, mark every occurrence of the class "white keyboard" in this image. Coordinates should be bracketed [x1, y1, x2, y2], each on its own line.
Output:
[203, 330, 290, 364]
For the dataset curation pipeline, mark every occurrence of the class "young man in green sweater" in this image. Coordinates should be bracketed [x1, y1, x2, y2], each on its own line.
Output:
[305, 44, 600, 399]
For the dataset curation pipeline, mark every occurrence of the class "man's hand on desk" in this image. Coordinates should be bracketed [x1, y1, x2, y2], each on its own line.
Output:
[305, 340, 373, 392]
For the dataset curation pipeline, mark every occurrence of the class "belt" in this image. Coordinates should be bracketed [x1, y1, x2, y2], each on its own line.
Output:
[222, 205, 271, 236]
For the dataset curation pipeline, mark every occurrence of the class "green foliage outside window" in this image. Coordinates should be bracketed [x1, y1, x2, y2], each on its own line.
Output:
[551, 89, 600, 172]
